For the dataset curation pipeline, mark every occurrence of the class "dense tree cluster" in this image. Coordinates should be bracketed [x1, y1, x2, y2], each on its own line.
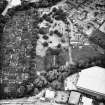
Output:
[75, 56, 105, 69]
[71, 46, 105, 69]
[43, 46, 105, 91]
[0, 15, 9, 99]
[89, 29, 105, 49]
[44, 51, 105, 90]
[44, 64, 79, 91]
[52, 7, 68, 23]
[54, 30, 63, 37]
[4, 0, 63, 15]
[33, 76, 48, 88]
[0, 8, 40, 99]
[0, 0, 7, 14]
[45, 70, 59, 82]
[50, 80, 63, 90]
[0, 15, 9, 35]
[1, 0, 105, 100]
[39, 27, 48, 35]
[42, 13, 53, 23]
[32, 0, 63, 8]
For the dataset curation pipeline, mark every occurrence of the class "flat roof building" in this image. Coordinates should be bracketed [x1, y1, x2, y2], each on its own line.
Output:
[45, 89, 55, 99]
[81, 96, 93, 105]
[77, 66, 105, 98]
[55, 91, 69, 104]
[68, 91, 81, 105]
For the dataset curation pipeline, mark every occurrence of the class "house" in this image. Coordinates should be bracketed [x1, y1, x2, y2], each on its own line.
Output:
[45, 89, 55, 99]
[81, 96, 93, 105]
[77, 66, 105, 99]
[68, 91, 81, 105]
[55, 91, 69, 104]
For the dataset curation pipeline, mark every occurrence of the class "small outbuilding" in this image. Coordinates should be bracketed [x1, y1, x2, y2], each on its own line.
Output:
[55, 91, 69, 104]
[81, 96, 93, 105]
[68, 91, 81, 105]
[45, 89, 55, 99]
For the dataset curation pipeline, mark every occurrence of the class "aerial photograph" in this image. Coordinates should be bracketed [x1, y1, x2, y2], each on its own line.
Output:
[0, 0, 105, 105]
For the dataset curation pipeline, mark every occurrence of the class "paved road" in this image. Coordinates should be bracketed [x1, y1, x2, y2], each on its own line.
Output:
[0, 97, 66, 105]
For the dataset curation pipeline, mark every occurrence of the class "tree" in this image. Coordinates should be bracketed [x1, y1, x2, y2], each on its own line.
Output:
[17, 85, 26, 97]
[77, 59, 85, 68]
[68, 64, 79, 74]
[26, 83, 34, 93]
[52, 8, 67, 23]
[33, 76, 48, 88]
[50, 80, 63, 90]
[46, 70, 58, 82]
[42, 13, 53, 23]
[2, 0, 22, 16]
[92, 99, 100, 105]
[32, 88, 39, 96]
[0, 0, 8, 14]
[58, 66, 66, 73]
[89, 29, 105, 49]
[58, 72, 68, 82]
[54, 30, 63, 37]
[39, 27, 48, 35]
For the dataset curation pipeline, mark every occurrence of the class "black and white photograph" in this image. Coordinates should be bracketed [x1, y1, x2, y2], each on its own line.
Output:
[0, 0, 105, 105]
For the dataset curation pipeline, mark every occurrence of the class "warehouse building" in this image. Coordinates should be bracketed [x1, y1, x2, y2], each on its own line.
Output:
[77, 66, 105, 99]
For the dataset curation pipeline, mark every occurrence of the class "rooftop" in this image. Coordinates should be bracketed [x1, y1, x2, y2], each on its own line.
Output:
[77, 66, 105, 97]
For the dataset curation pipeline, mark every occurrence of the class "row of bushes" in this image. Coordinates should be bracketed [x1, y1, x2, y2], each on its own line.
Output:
[0, 15, 7, 99]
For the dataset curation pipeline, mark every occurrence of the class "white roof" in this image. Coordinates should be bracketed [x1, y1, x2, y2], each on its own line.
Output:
[45, 89, 55, 99]
[82, 97, 92, 105]
[77, 66, 105, 96]
[69, 91, 81, 105]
